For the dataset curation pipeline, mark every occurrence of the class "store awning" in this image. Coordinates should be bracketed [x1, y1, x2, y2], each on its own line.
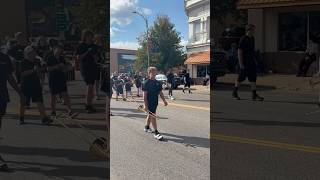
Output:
[238, 0, 320, 9]
[184, 51, 210, 65]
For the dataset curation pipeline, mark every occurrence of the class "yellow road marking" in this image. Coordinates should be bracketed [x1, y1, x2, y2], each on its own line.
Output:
[212, 133, 320, 154]
[163, 102, 209, 111]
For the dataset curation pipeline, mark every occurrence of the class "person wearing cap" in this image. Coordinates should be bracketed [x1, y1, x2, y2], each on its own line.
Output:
[76, 29, 99, 113]
[232, 24, 264, 101]
[19, 46, 53, 125]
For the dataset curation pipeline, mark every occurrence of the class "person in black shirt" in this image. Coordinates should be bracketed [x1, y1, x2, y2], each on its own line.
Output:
[134, 72, 142, 97]
[183, 72, 192, 94]
[115, 76, 126, 101]
[19, 46, 52, 125]
[76, 30, 99, 113]
[0, 51, 25, 171]
[167, 69, 175, 100]
[47, 45, 73, 117]
[125, 76, 133, 99]
[142, 67, 168, 140]
[232, 24, 264, 101]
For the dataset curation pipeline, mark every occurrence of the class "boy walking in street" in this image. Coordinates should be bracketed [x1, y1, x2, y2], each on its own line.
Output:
[19, 46, 52, 125]
[142, 67, 168, 140]
[0, 51, 25, 171]
[232, 24, 264, 101]
[46, 45, 73, 117]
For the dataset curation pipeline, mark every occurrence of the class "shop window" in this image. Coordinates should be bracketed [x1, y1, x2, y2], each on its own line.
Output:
[309, 11, 320, 42]
[279, 12, 307, 51]
[197, 65, 208, 77]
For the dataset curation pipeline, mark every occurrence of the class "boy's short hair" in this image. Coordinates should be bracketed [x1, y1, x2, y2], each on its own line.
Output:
[81, 29, 94, 42]
[148, 67, 157, 74]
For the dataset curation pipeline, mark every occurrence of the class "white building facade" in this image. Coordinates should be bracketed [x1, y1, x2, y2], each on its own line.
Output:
[184, 0, 210, 81]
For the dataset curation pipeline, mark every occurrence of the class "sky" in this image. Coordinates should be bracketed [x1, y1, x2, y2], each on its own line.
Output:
[110, 0, 188, 50]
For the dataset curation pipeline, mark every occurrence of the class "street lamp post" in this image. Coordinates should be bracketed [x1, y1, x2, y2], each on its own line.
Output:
[133, 11, 150, 69]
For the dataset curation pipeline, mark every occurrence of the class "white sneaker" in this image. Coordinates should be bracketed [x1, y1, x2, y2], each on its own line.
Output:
[154, 133, 163, 140]
[170, 96, 175, 100]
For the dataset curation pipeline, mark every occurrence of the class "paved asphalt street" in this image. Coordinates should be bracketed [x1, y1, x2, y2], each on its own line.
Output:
[0, 77, 108, 180]
[212, 82, 320, 180]
[110, 86, 210, 180]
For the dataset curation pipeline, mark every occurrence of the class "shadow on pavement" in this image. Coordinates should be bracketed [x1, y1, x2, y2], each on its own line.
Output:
[212, 82, 276, 92]
[6, 160, 108, 179]
[176, 99, 209, 102]
[263, 100, 318, 106]
[162, 133, 210, 149]
[0, 146, 106, 163]
[215, 117, 320, 127]
[114, 112, 169, 120]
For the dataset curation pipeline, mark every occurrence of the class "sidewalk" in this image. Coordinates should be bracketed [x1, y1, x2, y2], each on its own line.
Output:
[217, 74, 320, 91]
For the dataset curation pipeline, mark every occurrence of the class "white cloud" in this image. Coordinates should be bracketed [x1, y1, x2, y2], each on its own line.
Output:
[141, 8, 152, 15]
[111, 41, 140, 50]
[110, 0, 152, 36]
[180, 39, 188, 47]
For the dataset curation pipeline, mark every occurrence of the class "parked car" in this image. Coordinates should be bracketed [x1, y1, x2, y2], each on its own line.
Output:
[211, 51, 228, 83]
[155, 74, 168, 89]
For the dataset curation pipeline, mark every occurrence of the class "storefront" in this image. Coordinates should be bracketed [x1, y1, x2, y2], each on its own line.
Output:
[185, 51, 210, 83]
[238, 0, 320, 74]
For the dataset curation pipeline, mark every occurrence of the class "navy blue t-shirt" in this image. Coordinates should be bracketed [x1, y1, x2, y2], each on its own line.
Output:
[142, 79, 162, 106]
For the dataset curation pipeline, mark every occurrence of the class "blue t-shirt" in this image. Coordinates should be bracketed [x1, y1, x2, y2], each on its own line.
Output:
[142, 79, 162, 106]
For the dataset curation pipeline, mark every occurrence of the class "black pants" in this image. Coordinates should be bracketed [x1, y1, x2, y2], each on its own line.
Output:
[298, 54, 317, 76]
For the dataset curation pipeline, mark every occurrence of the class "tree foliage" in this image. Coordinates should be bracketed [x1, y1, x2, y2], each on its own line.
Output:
[135, 15, 186, 72]
[212, 0, 247, 24]
[68, 0, 108, 34]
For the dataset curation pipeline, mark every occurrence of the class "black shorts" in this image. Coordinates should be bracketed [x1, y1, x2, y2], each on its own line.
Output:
[49, 80, 68, 95]
[238, 68, 257, 82]
[116, 87, 123, 95]
[184, 83, 191, 88]
[21, 87, 43, 103]
[0, 101, 7, 116]
[148, 104, 157, 114]
[82, 74, 96, 85]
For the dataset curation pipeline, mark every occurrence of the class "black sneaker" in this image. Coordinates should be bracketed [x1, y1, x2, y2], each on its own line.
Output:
[252, 94, 264, 101]
[144, 126, 152, 133]
[51, 111, 56, 117]
[232, 91, 240, 100]
[154, 131, 164, 140]
[42, 117, 53, 125]
[67, 111, 77, 118]
[86, 106, 97, 114]
[18, 117, 25, 125]
[0, 163, 9, 172]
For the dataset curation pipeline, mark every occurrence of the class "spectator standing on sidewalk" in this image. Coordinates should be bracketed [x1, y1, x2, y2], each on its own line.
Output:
[76, 29, 99, 113]
[232, 24, 264, 101]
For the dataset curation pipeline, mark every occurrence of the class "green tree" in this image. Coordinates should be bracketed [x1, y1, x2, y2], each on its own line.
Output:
[135, 15, 186, 72]
[212, 0, 247, 24]
[68, 0, 107, 34]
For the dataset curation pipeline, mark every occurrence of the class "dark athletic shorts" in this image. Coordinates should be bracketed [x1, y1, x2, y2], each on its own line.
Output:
[21, 87, 44, 103]
[0, 101, 7, 116]
[82, 74, 96, 85]
[49, 78, 68, 95]
[148, 104, 157, 114]
[238, 68, 257, 82]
